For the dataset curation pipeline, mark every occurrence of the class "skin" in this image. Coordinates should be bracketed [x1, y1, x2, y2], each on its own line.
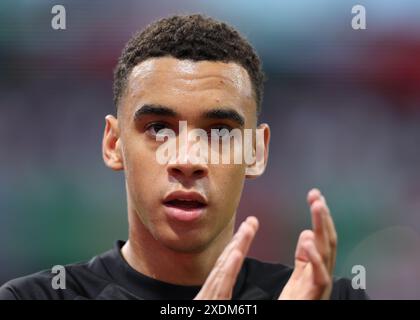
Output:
[102, 56, 337, 299]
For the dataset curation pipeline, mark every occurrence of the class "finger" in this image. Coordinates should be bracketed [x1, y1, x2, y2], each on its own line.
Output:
[294, 230, 314, 263]
[319, 195, 337, 273]
[309, 190, 338, 254]
[307, 189, 325, 245]
[307, 188, 322, 206]
[235, 216, 259, 256]
[195, 216, 259, 299]
[210, 216, 259, 288]
[197, 218, 257, 299]
[291, 229, 314, 280]
[214, 249, 243, 299]
[196, 249, 243, 299]
[320, 195, 337, 247]
[214, 216, 258, 271]
[310, 198, 330, 265]
[303, 240, 330, 289]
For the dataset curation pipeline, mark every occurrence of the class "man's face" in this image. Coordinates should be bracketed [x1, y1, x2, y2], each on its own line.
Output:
[104, 57, 269, 253]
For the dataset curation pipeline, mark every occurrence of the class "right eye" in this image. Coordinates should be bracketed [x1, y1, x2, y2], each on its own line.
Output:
[145, 122, 169, 137]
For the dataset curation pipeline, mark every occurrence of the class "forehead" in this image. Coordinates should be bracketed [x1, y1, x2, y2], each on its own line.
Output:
[121, 57, 256, 122]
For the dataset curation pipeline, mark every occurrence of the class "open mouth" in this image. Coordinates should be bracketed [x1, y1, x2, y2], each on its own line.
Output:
[163, 199, 207, 210]
[162, 191, 208, 221]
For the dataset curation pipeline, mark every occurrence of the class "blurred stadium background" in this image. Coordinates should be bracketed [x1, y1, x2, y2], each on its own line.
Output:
[0, 0, 419, 299]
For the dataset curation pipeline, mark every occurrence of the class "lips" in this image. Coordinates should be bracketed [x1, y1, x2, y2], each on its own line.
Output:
[162, 191, 208, 222]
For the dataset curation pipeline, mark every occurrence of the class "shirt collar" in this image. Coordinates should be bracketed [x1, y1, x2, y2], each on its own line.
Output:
[98, 240, 248, 299]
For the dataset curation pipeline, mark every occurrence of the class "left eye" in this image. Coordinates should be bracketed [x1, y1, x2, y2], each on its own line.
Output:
[208, 125, 234, 137]
[145, 123, 169, 136]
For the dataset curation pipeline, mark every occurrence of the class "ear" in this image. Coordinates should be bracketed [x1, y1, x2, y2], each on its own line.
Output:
[102, 115, 124, 171]
[245, 123, 270, 179]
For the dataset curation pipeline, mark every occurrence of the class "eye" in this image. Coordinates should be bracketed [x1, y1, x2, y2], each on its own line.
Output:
[145, 122, 170, 137]
[208, 124, 234, 138]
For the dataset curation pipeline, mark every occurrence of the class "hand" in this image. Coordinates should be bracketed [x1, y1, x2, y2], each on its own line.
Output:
[194, 216, 259, 300]
[278, 188, 337, 300]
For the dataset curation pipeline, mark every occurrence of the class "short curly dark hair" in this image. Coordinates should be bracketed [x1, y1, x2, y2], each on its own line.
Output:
[113, 14, 265, 115]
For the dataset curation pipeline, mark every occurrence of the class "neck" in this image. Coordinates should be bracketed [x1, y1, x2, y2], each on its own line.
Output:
[121, 205, 235, 286]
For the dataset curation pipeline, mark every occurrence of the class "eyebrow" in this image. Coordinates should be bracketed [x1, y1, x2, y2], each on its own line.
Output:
[203, 108, 245, 127]
[134, 104, 178, 120]
[133, 104, 245, 127]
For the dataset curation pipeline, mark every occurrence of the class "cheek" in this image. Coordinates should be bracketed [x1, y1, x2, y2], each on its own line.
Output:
[212, 164, 246, 210]
[123, 141, 163, 204]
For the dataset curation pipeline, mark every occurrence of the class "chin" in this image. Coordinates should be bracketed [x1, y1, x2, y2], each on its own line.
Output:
[158, 229, 213, 254]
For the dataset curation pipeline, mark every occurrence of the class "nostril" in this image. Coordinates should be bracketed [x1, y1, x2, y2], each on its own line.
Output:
[171, 168, 183, 175]
[167, 164, 208, 179]
[193, 169, 205, 177]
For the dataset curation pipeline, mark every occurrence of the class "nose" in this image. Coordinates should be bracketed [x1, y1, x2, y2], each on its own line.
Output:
[166, 138, 209, 181]
[167, 161, 208, 181]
